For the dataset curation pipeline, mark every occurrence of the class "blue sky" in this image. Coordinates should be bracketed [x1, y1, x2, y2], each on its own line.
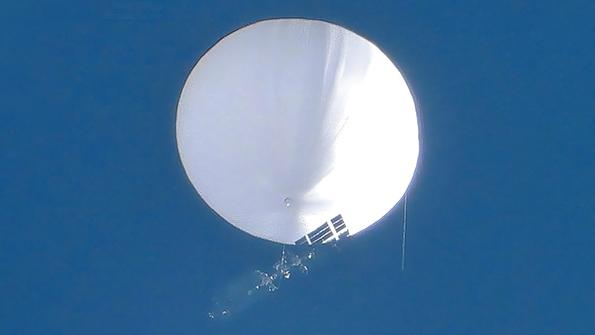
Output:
[1, 1, 594, 334]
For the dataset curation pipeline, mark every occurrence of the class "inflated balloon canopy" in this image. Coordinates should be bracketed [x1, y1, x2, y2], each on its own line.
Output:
[177, 19, 419, 245]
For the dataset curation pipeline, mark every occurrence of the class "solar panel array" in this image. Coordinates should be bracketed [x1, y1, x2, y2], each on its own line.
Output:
[295, 214, 349, 245]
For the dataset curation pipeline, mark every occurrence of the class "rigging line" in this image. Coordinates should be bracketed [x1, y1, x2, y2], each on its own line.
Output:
[280, 244, 289, 280]
[281, 245, 287, 272]
[401, 194, 408, 272]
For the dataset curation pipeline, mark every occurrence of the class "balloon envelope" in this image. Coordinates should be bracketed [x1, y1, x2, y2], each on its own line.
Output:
[177, 19, 419, 245]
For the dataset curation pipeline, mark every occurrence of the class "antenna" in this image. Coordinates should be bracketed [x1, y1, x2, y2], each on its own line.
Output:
[401, 195, 408, 272]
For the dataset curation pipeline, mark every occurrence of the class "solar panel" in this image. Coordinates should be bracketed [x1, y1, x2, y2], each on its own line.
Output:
[294, 214, 349, 245]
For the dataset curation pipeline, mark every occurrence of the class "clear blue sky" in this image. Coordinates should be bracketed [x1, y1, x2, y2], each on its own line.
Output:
[1, 1, 594, 334]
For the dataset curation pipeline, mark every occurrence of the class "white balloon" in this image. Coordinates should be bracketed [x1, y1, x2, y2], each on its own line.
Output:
[177, 19, 419, 245]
